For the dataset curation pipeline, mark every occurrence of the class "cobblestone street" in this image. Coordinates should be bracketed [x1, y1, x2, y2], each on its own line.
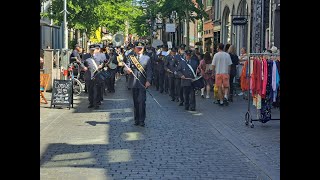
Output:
[40, 78, 280, 180]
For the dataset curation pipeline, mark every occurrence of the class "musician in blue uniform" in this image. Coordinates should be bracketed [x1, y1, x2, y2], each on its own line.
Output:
[164, 47, 178, 101]
[176, 50, 198, 111]
[83, 44, 105, 109]
[106, 48, 118, 93]
[124, 42, 153, 127]
[176, 44, 186, 105]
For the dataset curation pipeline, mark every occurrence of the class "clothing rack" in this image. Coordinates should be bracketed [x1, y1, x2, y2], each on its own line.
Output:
[245, 53, 280, 128]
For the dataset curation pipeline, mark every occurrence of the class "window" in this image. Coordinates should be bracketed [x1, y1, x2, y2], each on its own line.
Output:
[206, 0, 213, 9]
[214, 0, 220, 20]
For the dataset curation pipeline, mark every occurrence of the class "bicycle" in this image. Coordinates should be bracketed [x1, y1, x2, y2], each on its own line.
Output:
[68, 62, 84, 96]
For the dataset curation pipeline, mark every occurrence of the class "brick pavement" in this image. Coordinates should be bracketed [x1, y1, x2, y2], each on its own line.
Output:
[40, 77, 280, 180]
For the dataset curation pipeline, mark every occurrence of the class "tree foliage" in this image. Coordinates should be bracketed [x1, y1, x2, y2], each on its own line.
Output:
[131, 0, 208, 37]
[43, 0, 140, 37]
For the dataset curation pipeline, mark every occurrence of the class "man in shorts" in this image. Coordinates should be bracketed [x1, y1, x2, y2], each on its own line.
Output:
[212, 43, 233, 106]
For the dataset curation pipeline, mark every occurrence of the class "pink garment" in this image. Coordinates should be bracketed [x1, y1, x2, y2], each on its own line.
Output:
[261, 59, 268, 98]
[198, 59, 213, 80]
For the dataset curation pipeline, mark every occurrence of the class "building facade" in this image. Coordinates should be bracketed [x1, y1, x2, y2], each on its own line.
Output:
[40, 0, 63, 50]
[203, 0, 280, 55]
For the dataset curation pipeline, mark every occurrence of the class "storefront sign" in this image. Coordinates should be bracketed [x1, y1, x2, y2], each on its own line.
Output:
[232, 17, 247, 25]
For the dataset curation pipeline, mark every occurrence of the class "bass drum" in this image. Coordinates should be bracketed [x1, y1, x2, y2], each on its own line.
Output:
[191, 76, 205, 90]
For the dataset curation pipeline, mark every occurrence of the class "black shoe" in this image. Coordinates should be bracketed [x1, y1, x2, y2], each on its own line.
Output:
[97, 102, 102, 105]
[185, 107, 189, 110]
[201, 95, 204, 98]
[179, 102, 184, 106]
[140, 122, 145, 127]
[134, 122, 140, 126]
[94, 106, 99, 109]
[223, 98, 229, 106]
[128, 88, 131, 90]
[156, 88, 159, 91]
[160, 90, 163, 93]
[88, 105, 94, 108]
[190, 108, 196, 111]
[176, 99, 179, 102]
[171, 98, 175, 101]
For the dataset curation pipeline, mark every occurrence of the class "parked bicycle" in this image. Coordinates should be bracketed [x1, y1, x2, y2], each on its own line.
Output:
[68, 62, 84, 96]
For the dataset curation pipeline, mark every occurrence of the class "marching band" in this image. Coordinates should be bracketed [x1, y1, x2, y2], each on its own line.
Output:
[78, 37, 204, 127]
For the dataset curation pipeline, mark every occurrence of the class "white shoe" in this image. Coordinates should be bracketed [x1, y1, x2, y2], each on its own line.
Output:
[206, 95, 210, 99]
[238, 92, 244, 96]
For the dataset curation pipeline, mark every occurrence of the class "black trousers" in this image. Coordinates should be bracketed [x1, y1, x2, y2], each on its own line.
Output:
[183, 86, 196, 109]
[168, 76, 175, 99]
[132, 88, 147, 123]
[100, 81, 106, 100]
[154, 70, 165, 92]
[106, 70, 116, 92]
[164, 73, 169, 93]
[86, 79, 100, 106]
[175, 78, 184, 102]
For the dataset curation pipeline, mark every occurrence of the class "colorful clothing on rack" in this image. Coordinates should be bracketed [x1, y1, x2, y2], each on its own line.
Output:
[253, 94, 262, 109]
[260, 60, 273, 123]
[272, 60, 280, 108]
[272, 61, 280, 102]
[261, 59, 268, 98]
[240, 61, 249, 91]
[252, 58, 262, 96]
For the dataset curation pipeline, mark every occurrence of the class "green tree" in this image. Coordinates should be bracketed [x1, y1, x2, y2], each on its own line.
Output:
[131, 0, 208, 48]
[43, 0, 140, 38]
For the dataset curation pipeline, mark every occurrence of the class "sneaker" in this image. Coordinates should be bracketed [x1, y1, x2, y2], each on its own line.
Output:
[238, 92, 244, 96]
[206, 95, 210, 99]
[219, 100, 224, 106]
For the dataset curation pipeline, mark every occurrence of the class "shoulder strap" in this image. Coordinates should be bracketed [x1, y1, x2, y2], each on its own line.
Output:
[91, 58, 98, 70]
[182, 58, 196, 78]
[129, 55, 147, 78]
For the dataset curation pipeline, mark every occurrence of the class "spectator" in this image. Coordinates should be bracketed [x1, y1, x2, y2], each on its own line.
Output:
[198, 52, 214, 99]
[212, 43, 233, 106]
[227, 45, 239, 102]
[237, 47, 248, 96]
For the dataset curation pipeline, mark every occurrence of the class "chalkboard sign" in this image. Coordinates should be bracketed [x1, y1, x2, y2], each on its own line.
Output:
[50, 79, 73, 109]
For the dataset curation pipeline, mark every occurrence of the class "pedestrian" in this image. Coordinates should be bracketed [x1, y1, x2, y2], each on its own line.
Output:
[227, 45, 239, 102]
[124, 42, 153, 127]
[198, 52, 214, 99]
[237, 47, 248, 97]
[212, 43, 233, 106]
[177, 50, 198, 111]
